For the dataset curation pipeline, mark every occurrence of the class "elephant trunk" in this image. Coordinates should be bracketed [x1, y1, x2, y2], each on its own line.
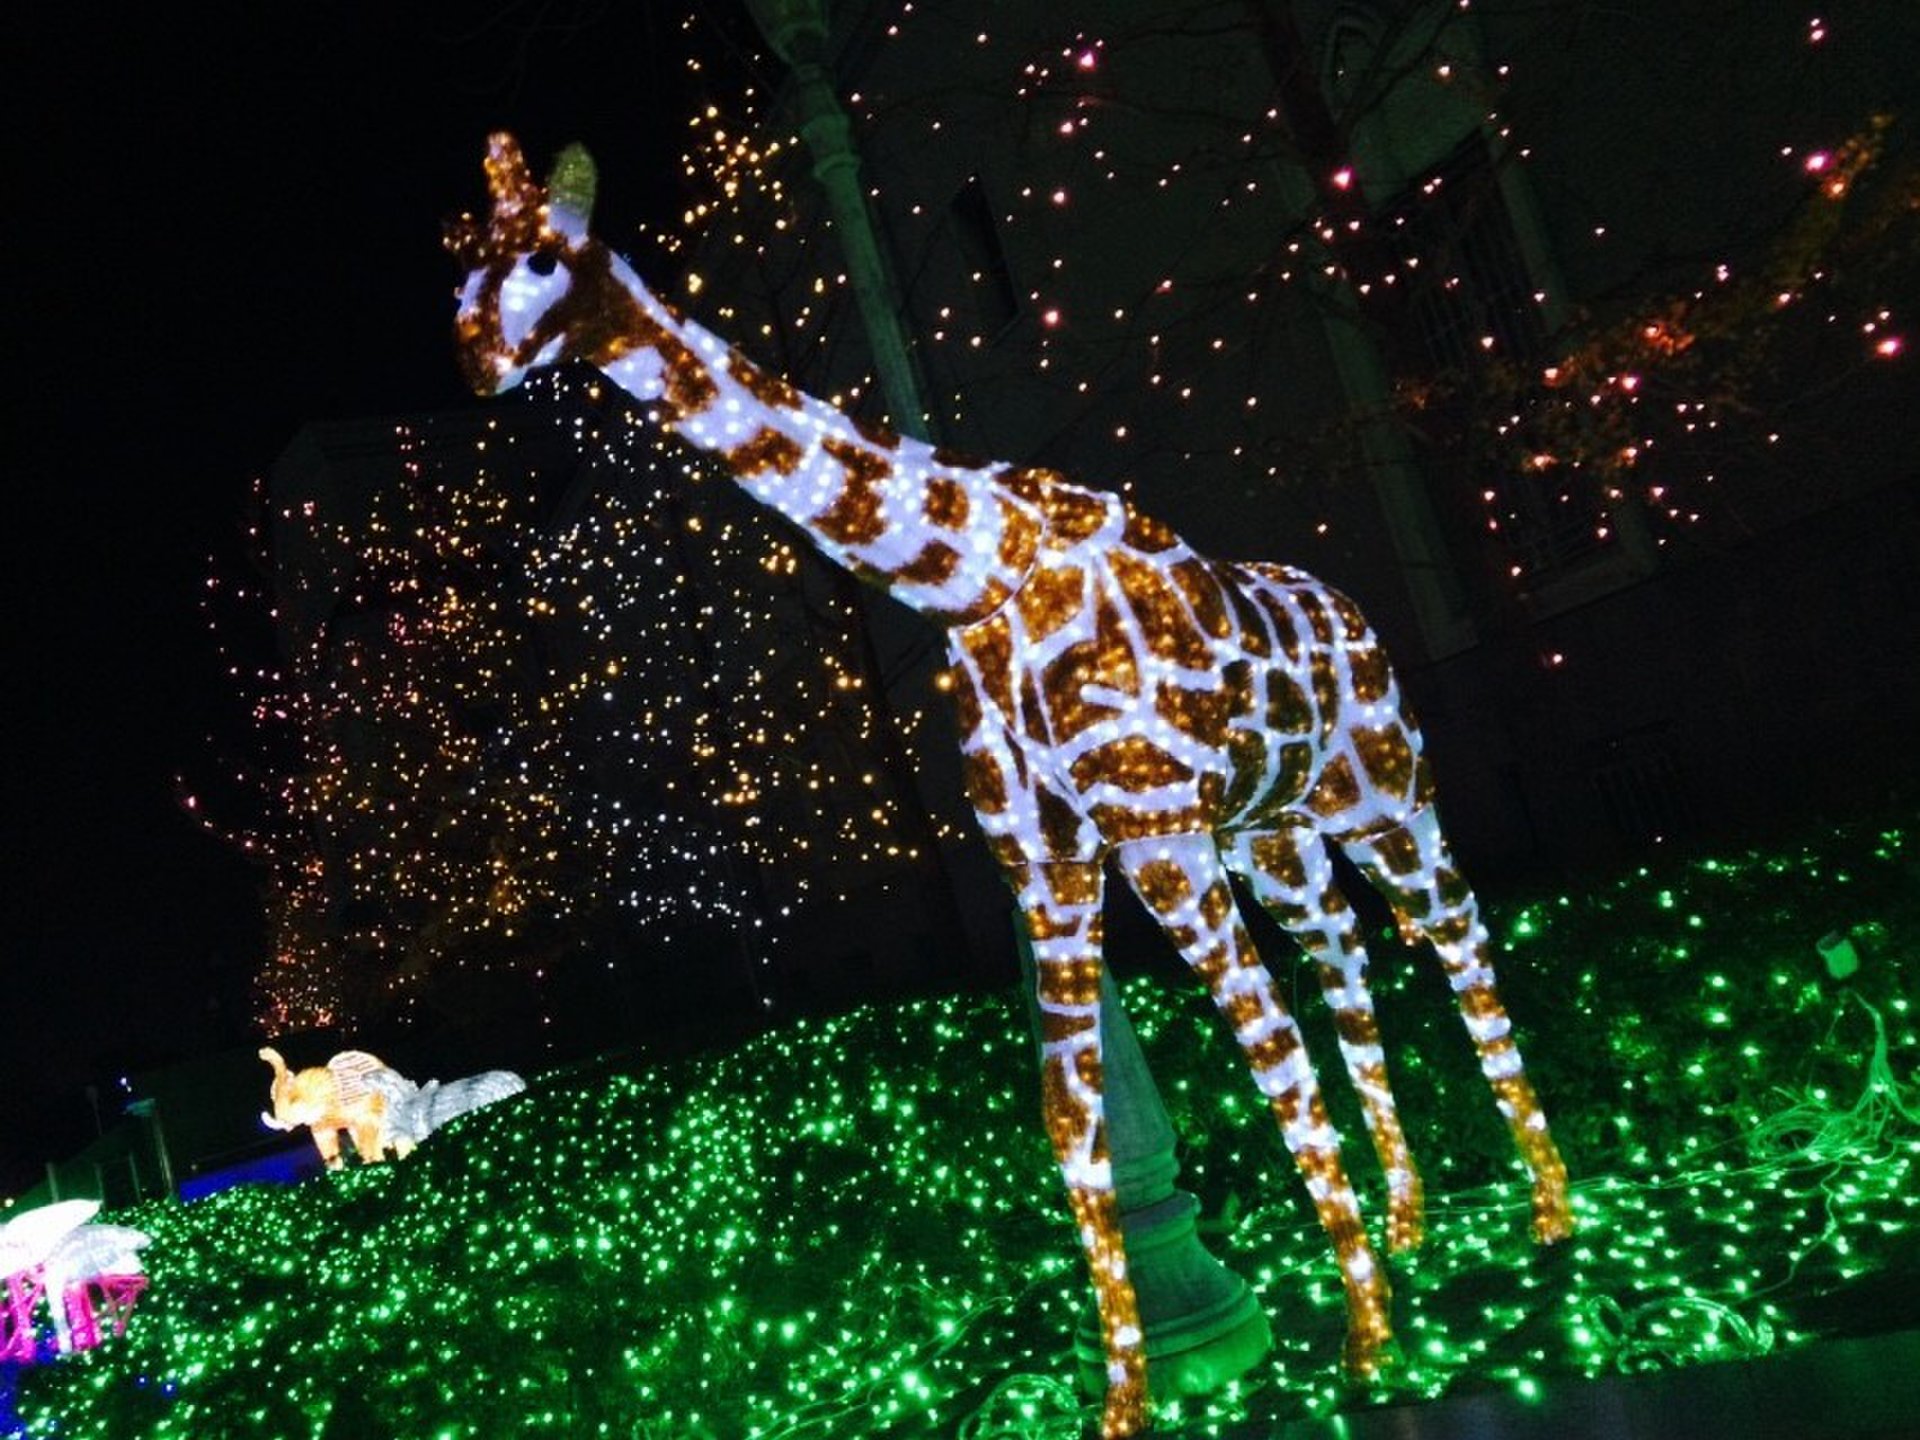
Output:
[259, 1047, 293, 1131]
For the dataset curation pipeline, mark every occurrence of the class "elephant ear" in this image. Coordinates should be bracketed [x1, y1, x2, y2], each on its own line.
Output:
[546, 143, 597, 240]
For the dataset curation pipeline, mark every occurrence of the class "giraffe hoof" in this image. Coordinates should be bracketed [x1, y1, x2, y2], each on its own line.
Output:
[1387, 1209, 1427, 1254]
[1387, 1181, 1427, 1253]
[1341, 1329, 1400, 1381]
[1341, 1305, 1400, 1381]
[1530, 1197, 1575, 1245]
[1528, 1173, 1574, 1243]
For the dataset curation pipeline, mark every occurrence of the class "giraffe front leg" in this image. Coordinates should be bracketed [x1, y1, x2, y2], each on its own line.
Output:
[1016, 859, 1148, 1438]
[1236, 829, 1426, 1253]
[1117, 835, 1393, 1379]
[1351, 810, 1573, 1245]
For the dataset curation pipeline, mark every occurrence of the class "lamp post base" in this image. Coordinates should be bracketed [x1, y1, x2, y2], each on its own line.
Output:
[1073, 1188, 1272, 1400]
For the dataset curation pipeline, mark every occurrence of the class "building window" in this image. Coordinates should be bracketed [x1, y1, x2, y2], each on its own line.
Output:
[1386, 137, 1607, 578]
[947, 176, 1020, 337]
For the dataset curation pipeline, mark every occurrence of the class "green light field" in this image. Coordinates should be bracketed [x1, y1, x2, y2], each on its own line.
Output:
[13, 823, 1918, 1438]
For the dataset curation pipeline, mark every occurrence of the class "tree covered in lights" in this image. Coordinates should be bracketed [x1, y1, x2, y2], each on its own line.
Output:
[661, 0, 1914, 634]
[193, 396, 967, 1039]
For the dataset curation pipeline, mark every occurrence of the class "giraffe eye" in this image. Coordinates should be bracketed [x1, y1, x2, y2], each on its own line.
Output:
[527, 250, 560, 278]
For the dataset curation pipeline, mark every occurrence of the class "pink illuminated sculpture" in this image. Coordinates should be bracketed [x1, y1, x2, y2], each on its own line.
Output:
[445, 134, 1572, 1437]
[0, 1200, 149, 1360]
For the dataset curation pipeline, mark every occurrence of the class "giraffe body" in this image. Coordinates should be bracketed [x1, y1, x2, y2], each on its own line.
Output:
[447, 135, 1572, 1438]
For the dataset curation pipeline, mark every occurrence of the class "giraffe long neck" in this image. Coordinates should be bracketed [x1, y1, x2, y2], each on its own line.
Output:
[557, 242, 1045, 626]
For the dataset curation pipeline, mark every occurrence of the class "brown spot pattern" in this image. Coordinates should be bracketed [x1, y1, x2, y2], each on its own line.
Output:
[1254, 590, 1300, 661]
[1121, 505, 1178, 552]
[892, 540, 961, 588]
[1267, 673, 1313, 734]
[850, 414, 902, 450]
[1041, 1010, 1098, 1043]
[1248, 832, 1307, 889]
[1040, 1054, 1093, 1148]
[1198, 771, 1226, 816]
[1369, 829, 1421, 876]
[1130, 858, 1193, 912]
[1310, 653, 1341, 743]
[1307, 754, 1361, 818]
[1414, 757, 1437, 808]
[1348, 646, 1391, 703]
[1036, 480, 1113, 544]
[1221, 730, 1267, 816]
[1155, 680, 1234, 748]
[961, 615, 1015, 720]
[1108, 550, 1213, 667]
[1015, 564, 1086, 644]
[1297, 590, 1335, 646]
[1069, 737, 1195, 793]
[726, 351, 802, 411]
[1000, 468, 1048, 506]
[924, 477, 969, 530]
[725, 428, 804, 478]
[946, 665, 981, 735]
[1089, 800, 1206, 843]
[1170, 560, 1231, 638]
[1037, 968, 1103, 1020]
[1019, 674, 1051, 746]
[1093, 593, 1141, 695]
[813, 438, 891, 546]
[1042, 863, 1102, 906]
[997, 497, 1042, 578]
[1352, 723, 1416, 800]
[1329, 592, 1369, 640]
[962, 751, 1008, 813]
[1025, 904, 1083, 942]
[1041, 638, 1121, 742]
[1037, 783, 1086, 857]
[1219, 570, 1271, 658]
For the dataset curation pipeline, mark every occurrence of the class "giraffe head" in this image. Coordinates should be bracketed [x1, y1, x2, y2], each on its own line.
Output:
[445, 132, 611, 396]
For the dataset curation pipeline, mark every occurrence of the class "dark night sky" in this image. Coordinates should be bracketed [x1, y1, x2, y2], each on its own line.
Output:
[4, 5, 745, 1184]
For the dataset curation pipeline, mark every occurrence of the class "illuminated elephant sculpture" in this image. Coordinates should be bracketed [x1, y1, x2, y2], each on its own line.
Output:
[260, 1047, 528, 1168]
[259, 1047, 406, 1167]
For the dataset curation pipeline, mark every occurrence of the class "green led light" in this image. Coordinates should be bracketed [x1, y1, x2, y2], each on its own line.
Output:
[12, 821, 1916, 1438]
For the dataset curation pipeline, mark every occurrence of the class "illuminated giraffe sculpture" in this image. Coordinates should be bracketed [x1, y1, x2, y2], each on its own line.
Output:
[445, 134, 1572, 1437]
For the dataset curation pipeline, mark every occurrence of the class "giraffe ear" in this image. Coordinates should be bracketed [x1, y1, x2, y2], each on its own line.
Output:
[547, 143, 597, 239]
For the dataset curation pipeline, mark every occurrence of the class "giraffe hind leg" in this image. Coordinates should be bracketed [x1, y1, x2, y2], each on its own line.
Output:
[1012, 858, 1148, 1439]
[1115, 833, 1393, 1377]
[1343, 807, 1574, 1244]
[1230, 827, 1426, 1253]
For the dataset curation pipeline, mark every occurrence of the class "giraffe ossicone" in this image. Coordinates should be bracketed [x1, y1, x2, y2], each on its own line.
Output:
[446, 132, 1573, 1439]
